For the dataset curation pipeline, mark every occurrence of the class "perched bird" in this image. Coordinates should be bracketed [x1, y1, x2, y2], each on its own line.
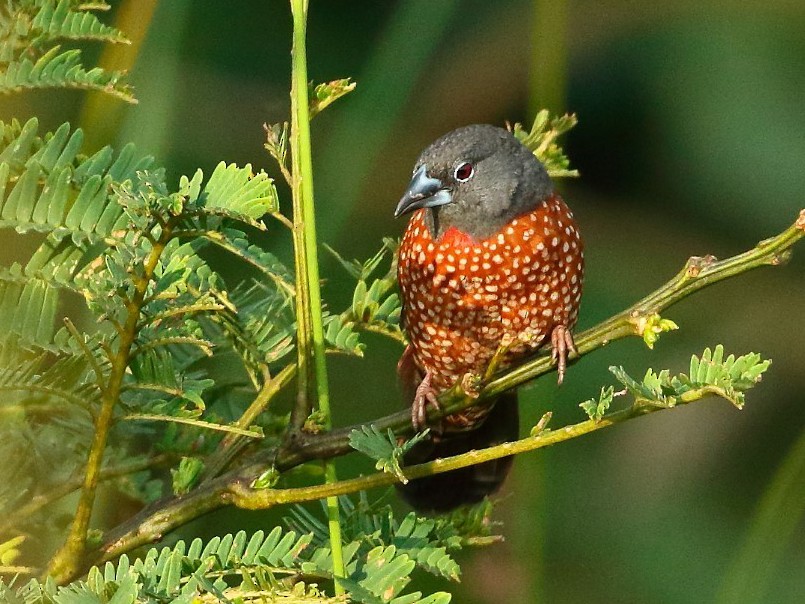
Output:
[394, 124, 584, 511]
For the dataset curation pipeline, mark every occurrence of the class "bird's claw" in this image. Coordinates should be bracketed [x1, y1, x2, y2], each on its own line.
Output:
[411, 371, 442, 433]
[550, 325, 578, 385]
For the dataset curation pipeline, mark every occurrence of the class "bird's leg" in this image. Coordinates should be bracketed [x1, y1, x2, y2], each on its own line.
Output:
[411, 370, 442, 433]
[550, 325, 578, 385]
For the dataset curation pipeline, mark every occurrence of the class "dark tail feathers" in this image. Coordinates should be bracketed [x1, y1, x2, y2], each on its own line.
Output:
[396, 392, 519, 513]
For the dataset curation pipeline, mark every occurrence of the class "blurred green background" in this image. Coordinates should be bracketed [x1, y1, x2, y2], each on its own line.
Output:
[3, 0, 804, 602]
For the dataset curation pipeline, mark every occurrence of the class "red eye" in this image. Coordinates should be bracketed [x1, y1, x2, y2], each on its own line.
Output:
[454, 161, 474, 182]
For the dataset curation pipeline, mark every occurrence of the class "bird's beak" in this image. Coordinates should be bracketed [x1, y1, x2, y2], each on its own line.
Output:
[394, 164, 452, 218]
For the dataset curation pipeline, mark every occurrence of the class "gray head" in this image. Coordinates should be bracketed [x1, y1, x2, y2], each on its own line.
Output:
[394, 124, 553, 240]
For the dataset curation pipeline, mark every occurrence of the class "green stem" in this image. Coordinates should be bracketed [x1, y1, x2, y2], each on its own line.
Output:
[47, 220, 175, 583]
[530, 0, 567, 116]
[288, 0, 345, 591]
[204, 364, 297, 479]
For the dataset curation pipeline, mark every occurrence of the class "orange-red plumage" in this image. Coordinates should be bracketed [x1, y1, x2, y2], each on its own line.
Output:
[398, 193, 583, 430]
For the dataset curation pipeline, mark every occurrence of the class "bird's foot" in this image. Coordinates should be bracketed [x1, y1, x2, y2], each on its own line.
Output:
[550, 325, 578, 385]
[411, 371, 442, 433]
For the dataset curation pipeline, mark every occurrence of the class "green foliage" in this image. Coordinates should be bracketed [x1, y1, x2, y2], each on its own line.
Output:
[510, 109, 579, 177]
[0, 512, 461, 603]
[309, 78, 356, 120]
[636, 312, 679, 349]
[595, 346, 771, 416]
[327, 238, 404, 346]
[0, 527, 332, 603]
[0, 0, 134, 100]
[348, 425, 431, 483]
[286, 494, 508, 601]
[264, 121, 290, 175]
[579, 385, 614, 421]
[324, 311, 364, 356]
[0, 118, 153, 239]
[0, 116, 296, 541]
[170, 456, 204, 496]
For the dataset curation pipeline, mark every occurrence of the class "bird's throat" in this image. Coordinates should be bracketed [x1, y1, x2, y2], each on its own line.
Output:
[424, 207, 476, 246]
[426, 206, 442, 239]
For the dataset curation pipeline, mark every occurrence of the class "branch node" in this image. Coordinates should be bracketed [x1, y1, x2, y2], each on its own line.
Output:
[769, 250, 792, 266]
[686, 254, 717, 277]
[530, 411, 553, 436]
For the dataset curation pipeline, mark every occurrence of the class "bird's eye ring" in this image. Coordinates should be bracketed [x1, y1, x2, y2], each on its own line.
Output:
[454, 161, 474, 182]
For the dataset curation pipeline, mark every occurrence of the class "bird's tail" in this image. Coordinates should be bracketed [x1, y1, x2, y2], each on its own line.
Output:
[396, 392, 519, 513]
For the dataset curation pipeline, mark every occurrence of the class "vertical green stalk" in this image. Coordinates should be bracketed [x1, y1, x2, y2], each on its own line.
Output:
[530, 0, 567, 116]
[288, 0, 345, 592]
[517, 2, 569, 601]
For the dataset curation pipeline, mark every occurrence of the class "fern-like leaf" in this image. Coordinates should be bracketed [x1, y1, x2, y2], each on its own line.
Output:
[309, 78, 356, 120]
[348, 425, 430, 484]
[329, 239, 404, 346]
[0, 0, 133, 100]
[579, 385, 614, 421]
[0, 279, 57, 345]
[0, 339, 99, 410]
[0, 44, 134, 100]
[0, 119, 154, 239]
[30, 0, 128, 45]
[181, 162, 279, 229]
[607, 346, 771, 411]
[324, 313, 364, 357]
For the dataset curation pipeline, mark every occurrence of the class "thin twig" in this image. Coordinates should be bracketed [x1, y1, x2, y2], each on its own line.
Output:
[63, 318, 105, 393]
[120, 414, 265, 438]
[270, 211, 294, 230]
[203, 363, 297, 479]
[232, 390, 726, 509]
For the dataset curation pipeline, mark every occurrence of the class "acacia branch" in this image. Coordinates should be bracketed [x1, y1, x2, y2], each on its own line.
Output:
[91, 209, 805, 573]
[96, 379, 763, 564]
[48, 218, 177, 583]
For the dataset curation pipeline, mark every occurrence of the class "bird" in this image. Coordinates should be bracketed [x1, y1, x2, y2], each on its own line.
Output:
[394, 123, 584, 512]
